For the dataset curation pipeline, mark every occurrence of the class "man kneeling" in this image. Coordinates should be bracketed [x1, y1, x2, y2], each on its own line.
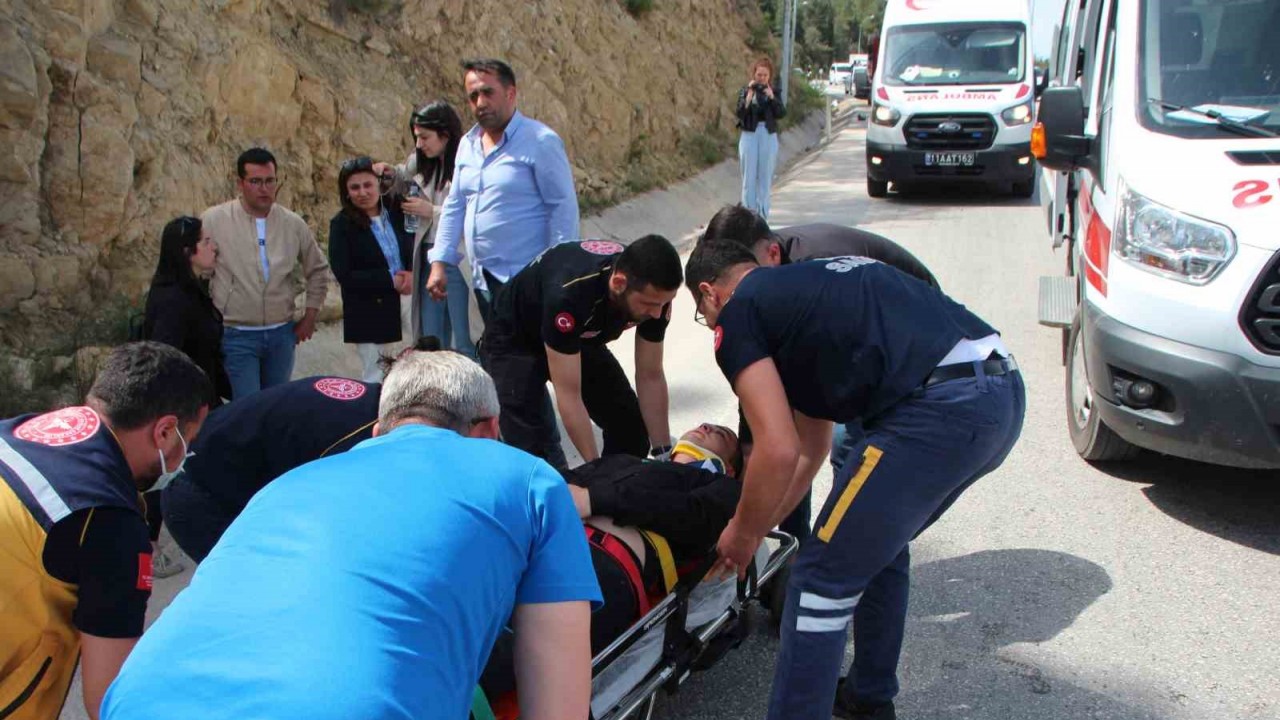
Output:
[103, 351, 601, 720]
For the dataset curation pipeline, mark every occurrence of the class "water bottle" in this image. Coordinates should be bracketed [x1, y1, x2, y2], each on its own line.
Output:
[404, 183, 421, 234]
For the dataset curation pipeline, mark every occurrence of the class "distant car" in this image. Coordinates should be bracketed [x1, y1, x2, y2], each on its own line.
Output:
[829, 62, 853, 94]
[853, 66, 871, 99]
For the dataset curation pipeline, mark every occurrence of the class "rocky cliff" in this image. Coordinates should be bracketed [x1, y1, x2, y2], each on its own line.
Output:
[0, 0, 766, 396]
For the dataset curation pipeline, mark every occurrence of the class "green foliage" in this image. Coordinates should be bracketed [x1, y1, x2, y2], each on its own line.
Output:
[623, 0, 654, 16]
[682, 123, 733, 168]
[781, 70, 825, 130]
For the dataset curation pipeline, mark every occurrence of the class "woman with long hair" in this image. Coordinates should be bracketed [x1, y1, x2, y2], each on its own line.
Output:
[143, 216, 230, 405]
[736, 57, 787, 219]
[374, 100, 476, 358]
[329, 156, 415, 383]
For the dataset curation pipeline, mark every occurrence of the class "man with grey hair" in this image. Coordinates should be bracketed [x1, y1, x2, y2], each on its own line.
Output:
[104, 351, 602, 720]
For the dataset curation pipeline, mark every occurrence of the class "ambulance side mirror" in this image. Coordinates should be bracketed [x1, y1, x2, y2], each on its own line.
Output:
[1035, 86, 1092, 172]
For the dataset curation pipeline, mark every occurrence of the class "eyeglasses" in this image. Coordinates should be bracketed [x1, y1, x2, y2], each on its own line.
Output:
[693, 296, 709, 327]
[244, 177, 278, 189]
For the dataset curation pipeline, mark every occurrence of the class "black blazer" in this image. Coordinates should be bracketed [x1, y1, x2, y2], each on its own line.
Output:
[328, 204, 414, 345]
[143, 281, 231, 406]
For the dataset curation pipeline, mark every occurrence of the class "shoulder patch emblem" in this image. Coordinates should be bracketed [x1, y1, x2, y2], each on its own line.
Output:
[714, 325, 724, 352]
[555, 312, 576, 333]
[314, 377, 367, 401]
[14, 407, 101, 447]
[580, 240, 625, 256]
[825, 256, 879, 273]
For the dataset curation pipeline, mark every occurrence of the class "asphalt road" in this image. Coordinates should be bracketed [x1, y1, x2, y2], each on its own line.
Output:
[625, 119, 1278, 720]
[64, 114, 1278, 720]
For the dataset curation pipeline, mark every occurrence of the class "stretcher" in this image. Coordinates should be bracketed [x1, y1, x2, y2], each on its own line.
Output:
[472, 530, 799, 720]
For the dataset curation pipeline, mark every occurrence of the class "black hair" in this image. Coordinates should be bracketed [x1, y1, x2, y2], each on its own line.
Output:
[684, 239, 759, 297]
[703, 205, 776, 251]
[337, 155, 381, 228]
[461, 58, 517, 87]
[149, 216, 204, 291]
[377, 335, 445, 375]
[410, 101, 464, 193]
[88, 342, 211, 430]
[236, 147, 277, 178]
[614, 235, 683, 292]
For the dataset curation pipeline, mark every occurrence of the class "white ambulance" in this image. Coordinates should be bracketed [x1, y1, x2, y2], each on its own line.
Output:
[1035, 0, 1280, 469]
[865, 0, 1041, 198]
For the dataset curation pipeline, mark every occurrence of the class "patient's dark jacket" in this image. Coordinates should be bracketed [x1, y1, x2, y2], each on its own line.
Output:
[563, 455, 742, 562]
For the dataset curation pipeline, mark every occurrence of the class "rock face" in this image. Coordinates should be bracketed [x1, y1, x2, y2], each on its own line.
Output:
[0, 0, 764, 363]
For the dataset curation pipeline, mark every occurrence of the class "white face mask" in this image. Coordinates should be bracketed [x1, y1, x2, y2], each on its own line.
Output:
[153, 427, 193, 492]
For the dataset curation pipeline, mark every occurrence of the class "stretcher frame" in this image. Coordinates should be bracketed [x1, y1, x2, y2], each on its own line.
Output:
[589, 530, 800, 720]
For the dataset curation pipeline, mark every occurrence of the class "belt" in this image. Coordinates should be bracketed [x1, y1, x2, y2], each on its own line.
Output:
[923, 355, 1018, 388]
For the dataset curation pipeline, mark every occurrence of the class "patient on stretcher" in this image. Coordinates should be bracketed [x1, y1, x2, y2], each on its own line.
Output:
[480, 424, 744, 707]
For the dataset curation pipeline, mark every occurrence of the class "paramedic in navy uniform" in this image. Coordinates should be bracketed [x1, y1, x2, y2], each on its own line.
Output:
[481, 235, 682, 469]
[685, 240, 1025, 720]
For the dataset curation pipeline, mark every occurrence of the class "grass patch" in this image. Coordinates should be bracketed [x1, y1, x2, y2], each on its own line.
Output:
[682, 123, 734, 167]
[781, 70, 824, 130]
[622, 0, 654, 16]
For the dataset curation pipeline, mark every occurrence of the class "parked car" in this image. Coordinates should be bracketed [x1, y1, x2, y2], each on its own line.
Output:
[829, 62, 853, 94]
[853, 66, 871, 99]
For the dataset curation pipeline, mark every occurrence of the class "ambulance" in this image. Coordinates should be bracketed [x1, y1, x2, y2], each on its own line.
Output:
[1035, 0, 1280, 469]
[865, 0, 1041, 198]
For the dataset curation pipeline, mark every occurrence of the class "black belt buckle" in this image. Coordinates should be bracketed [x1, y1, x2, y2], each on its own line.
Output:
[922, 353, 1016, 389]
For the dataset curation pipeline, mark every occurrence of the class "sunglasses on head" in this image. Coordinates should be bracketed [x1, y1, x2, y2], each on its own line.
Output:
[341, 156, 374, 173]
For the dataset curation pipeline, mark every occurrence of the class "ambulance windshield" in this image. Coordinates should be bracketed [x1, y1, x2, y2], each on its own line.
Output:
[883, 22, 1026, 86]
[1141, 0, 1280, 138]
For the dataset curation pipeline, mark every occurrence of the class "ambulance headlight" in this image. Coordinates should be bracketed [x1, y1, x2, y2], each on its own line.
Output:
[871, 103, 901, 127]
[1001, 101, 1034, 126]
[1113, 185, 1235, 285]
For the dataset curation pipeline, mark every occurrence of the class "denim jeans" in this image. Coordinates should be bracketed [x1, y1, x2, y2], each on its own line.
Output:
[222, 323, 296, 400]
[420, 262, 477, 359]
[739, 125, 780, 219]
[768, 368, 1026, 719]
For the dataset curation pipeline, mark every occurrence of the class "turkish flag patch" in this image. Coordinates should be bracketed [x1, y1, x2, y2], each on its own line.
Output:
[554, 312, 575, 333]
[714, 325, 724, 351]
[137, 553, 154, 591]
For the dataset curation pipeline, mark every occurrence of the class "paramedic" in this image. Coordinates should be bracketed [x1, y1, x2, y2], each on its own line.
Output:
[0, 342, 210, 720]
[103, 350, 601, 720]
[481, 236, 680, 469]
[161, 375, 381, 562]
[702, 204, 940, 537]
[685, 240, 1024, 720]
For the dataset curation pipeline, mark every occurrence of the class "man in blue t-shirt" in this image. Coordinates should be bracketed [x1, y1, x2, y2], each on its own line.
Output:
[102, 351, 602, 720]
[685, 240, 1025, 720]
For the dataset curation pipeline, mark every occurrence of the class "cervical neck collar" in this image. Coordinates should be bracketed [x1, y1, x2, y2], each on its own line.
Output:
[672, 440, 727, 474]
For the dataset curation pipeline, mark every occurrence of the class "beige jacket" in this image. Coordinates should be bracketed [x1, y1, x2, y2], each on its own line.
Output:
[203, 199, 330, 328]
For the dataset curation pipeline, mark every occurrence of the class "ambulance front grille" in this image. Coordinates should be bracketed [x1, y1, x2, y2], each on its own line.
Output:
[903, 114, 997, 151]
[1241, 251, 1280, 354]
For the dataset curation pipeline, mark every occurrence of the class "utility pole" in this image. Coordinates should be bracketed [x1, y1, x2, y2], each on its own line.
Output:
[780, 0, 794, 104]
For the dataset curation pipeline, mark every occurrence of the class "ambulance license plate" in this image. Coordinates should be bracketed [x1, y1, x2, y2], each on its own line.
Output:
[924, 152, 976, 167]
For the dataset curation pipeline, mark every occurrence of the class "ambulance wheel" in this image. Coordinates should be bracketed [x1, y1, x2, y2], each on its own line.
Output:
[1065, 312, 1139, 462]
[867, 178, 889, 198]
[1012, 178, 1035, 198]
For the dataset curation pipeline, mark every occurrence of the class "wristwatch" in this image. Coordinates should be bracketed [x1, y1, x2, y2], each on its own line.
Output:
[649, 445, 673, 460]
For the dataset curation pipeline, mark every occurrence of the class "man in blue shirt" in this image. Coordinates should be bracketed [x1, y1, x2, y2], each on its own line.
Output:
[426, 58, 580, 322]
[686, 240, 1025, 720]
[102, 350, 601, 720]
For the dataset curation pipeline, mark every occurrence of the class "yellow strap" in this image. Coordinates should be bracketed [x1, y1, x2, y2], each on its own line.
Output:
[640, 530, 678, 593]
[816, 445, 884, 543]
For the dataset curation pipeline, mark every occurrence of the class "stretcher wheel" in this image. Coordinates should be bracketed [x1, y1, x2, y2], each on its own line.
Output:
[764, 561, 791, 630]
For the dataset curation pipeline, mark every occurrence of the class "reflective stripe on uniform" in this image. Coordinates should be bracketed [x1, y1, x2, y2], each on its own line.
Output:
[816, 445, 884, 543]
[796, 614, 852, 633]
[0, 436, 72, 524]
[799, 591, 862, 611]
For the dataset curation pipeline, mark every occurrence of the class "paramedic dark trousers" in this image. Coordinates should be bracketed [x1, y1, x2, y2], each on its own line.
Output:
[767, 364, 1025, 719]
[480, 334, 649, 471]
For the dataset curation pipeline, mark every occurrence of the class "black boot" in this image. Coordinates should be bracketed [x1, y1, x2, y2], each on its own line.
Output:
[832, 679, 897, 720]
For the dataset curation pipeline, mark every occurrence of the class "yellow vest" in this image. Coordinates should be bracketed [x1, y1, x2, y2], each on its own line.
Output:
[0, 408, 142, 720]
[0, 480, 80, 720]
